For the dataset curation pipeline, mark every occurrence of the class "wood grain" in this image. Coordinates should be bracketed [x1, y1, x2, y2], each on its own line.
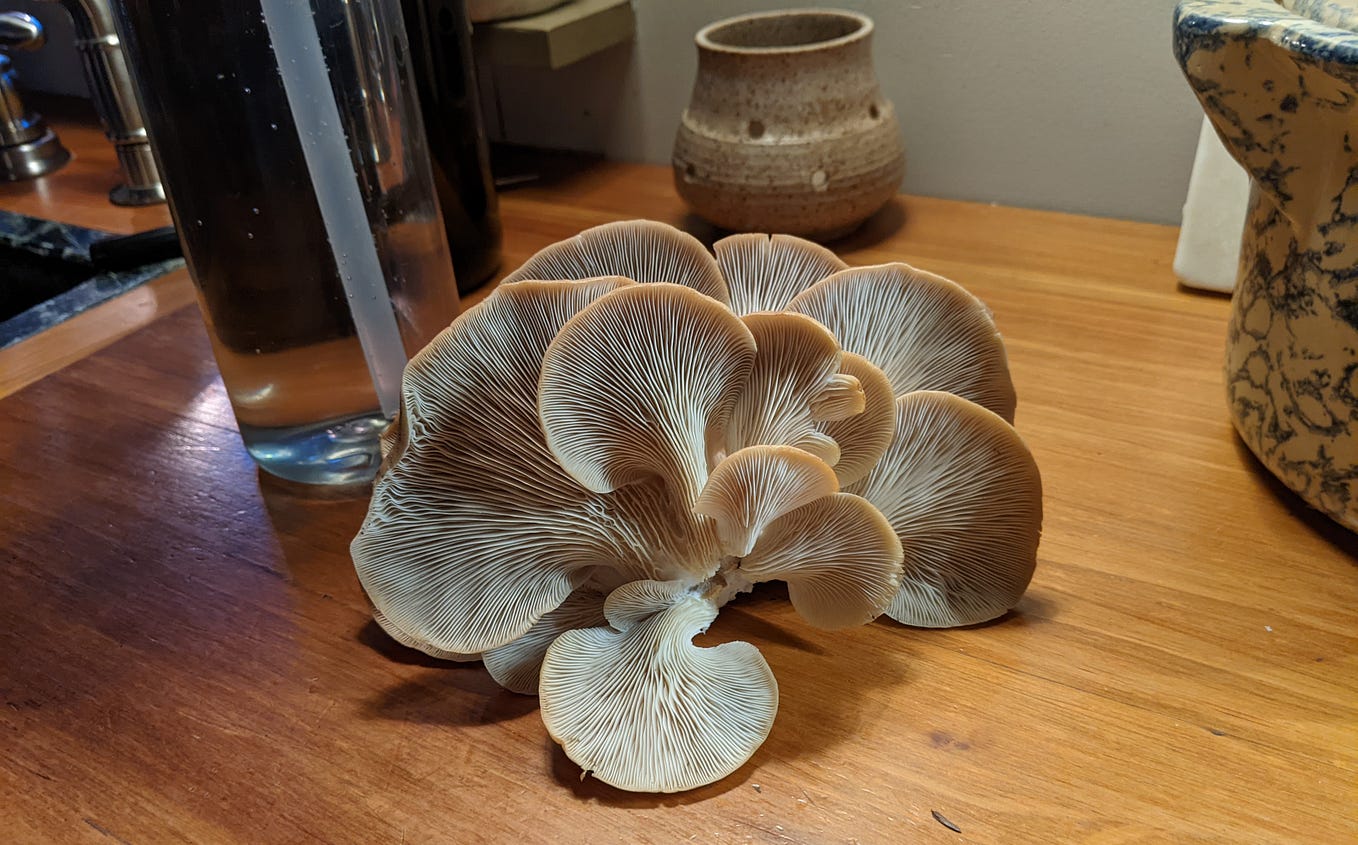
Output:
[1, 161, 1355, 844]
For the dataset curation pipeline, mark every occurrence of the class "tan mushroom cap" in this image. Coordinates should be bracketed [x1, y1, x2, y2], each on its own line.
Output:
[353, 278, 721, 656]
[483, 588, 608, 695]
[722, 311, 862, 464]
[503, 219, 730, 304]
[539, 580, 778, 793]
[817, 352, 896, 486]
[539, 283, 756, 507]
[787, 263, 1018, 422]
[694, 445, 839, 557]
[740, 493, 904, 629]
[372, 606, 479, 662]
[847, 391, 1043, 627]
[714, 232, 848, 316]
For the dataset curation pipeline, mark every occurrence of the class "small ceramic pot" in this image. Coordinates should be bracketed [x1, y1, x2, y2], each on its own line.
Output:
[1175, 0, 1358, 530]
[672, 9, 905, 241]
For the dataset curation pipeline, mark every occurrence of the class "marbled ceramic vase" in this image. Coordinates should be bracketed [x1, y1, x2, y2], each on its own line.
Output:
[673, 9, 905, 241]
[1175, 0, 1358, 530]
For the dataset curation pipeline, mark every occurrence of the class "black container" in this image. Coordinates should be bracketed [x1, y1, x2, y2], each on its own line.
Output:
[402, 0, 503, 293]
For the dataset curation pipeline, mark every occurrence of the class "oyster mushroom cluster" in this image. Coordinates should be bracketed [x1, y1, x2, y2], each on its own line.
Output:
[352, 220, 1042, 793]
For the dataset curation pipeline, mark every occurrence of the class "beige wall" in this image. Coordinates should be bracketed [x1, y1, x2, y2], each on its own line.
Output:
[9, 0, 1203, 223]
[481, 0, 1205, 223]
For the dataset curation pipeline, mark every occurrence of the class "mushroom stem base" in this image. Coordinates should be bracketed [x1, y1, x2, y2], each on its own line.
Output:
[698, 556, 756, 610]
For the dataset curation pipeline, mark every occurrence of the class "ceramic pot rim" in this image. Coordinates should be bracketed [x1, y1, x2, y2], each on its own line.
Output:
[1174, 0, 1358, 66]
[696, 8, 872, 56]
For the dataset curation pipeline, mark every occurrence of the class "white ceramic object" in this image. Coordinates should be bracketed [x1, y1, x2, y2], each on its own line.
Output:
[1176, 0, 1358, 530]
[1173, 116, 1250, 293]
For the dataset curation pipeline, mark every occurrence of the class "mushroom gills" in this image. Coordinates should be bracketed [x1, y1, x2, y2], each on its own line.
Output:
[539, 580, 778, 793]
[714, 232, 848, 315]
[483, 587, 609, 694]
[722, 311, 861, 464]
[539, 283, 756, 507]
[353, 277, 721, 656]
[504, 219, 730, 304]
[739, 492, 904, 629]
[848, 391, 1043, 627]
[694, 444, 839, 557]
[787, 263, 1017, 422]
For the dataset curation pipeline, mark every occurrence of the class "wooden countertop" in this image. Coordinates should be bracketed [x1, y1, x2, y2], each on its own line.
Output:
[1, 110, 1355, 843]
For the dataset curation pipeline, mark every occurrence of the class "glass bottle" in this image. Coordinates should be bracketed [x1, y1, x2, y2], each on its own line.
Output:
[114, 0, 461, 485]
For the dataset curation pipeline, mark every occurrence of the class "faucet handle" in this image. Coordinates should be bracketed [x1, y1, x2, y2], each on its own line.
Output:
[0, 12, 46, 51]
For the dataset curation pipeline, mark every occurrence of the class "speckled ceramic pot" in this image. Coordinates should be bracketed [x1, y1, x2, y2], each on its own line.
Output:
[1175, 0, 1358, 530]
[672, 9, 905, 241]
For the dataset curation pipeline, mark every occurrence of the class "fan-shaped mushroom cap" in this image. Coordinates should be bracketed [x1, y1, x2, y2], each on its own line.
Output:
[353, 278, 722, 655]
[694, 445, 839, 557]
[539, 283, 756, 507]
[502, 219, 730, 304]
[714, 232, 848, 316]
[372, 606, 479, 662]
[787, 263, 1017, 422]
[483, 588, 608, 694]
[740, 493, 904, 629]
[847, 391, 1043, 627]
[539, 580, 778, 793]
[722, 312, 863, 464]
[816, 353, 896, 487]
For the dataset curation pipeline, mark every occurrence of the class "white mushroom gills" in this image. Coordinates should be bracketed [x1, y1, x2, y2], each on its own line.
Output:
[503, 219, 731, 305]
[694, 445, 839, 557]
[740, 492, 904, 630]
[539, 579, 778, 793]
[371, 606, 479, 662]
[722, 311, 863, 464]
[353, 278, 722, 656]
[538, 283, 756, 508]
[483, 588, 609, 694]
[787, 262, 1018, 422]
[816, 352, 897, 486]
[714, 232, 848, 315]
[848, 391, 1043, 627]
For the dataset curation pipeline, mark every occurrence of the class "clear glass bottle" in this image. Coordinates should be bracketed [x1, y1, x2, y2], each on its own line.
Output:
[114, 0, 461, 485]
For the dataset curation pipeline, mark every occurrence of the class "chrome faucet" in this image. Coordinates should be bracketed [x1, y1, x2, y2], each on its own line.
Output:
[0, 12, 70, 180]
[44, 0, 164, 205]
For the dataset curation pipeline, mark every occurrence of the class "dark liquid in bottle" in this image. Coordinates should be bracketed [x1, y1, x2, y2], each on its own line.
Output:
[402, 0, 503, 293]
[116, 0, 460, 482]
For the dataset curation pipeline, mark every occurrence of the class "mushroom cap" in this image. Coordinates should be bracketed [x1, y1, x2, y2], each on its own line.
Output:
[816, 352, 896, 486]
[538, 283, 756, 507]
[847, 391, 1043, 627]
[740, 493, 904, 629]
[372, 606, 480, 662]
[787, 263, 1017, 422]
[351, 219, 1041, 791]
[694, 445, 839, 557]
[352, 278, 722, 655]
[539, 580, 778, 793]
[483, 588, 608, 695]
[722, 311, 862, 464]
[503, 219, 730, 305]
[714, 232, 848, 316]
